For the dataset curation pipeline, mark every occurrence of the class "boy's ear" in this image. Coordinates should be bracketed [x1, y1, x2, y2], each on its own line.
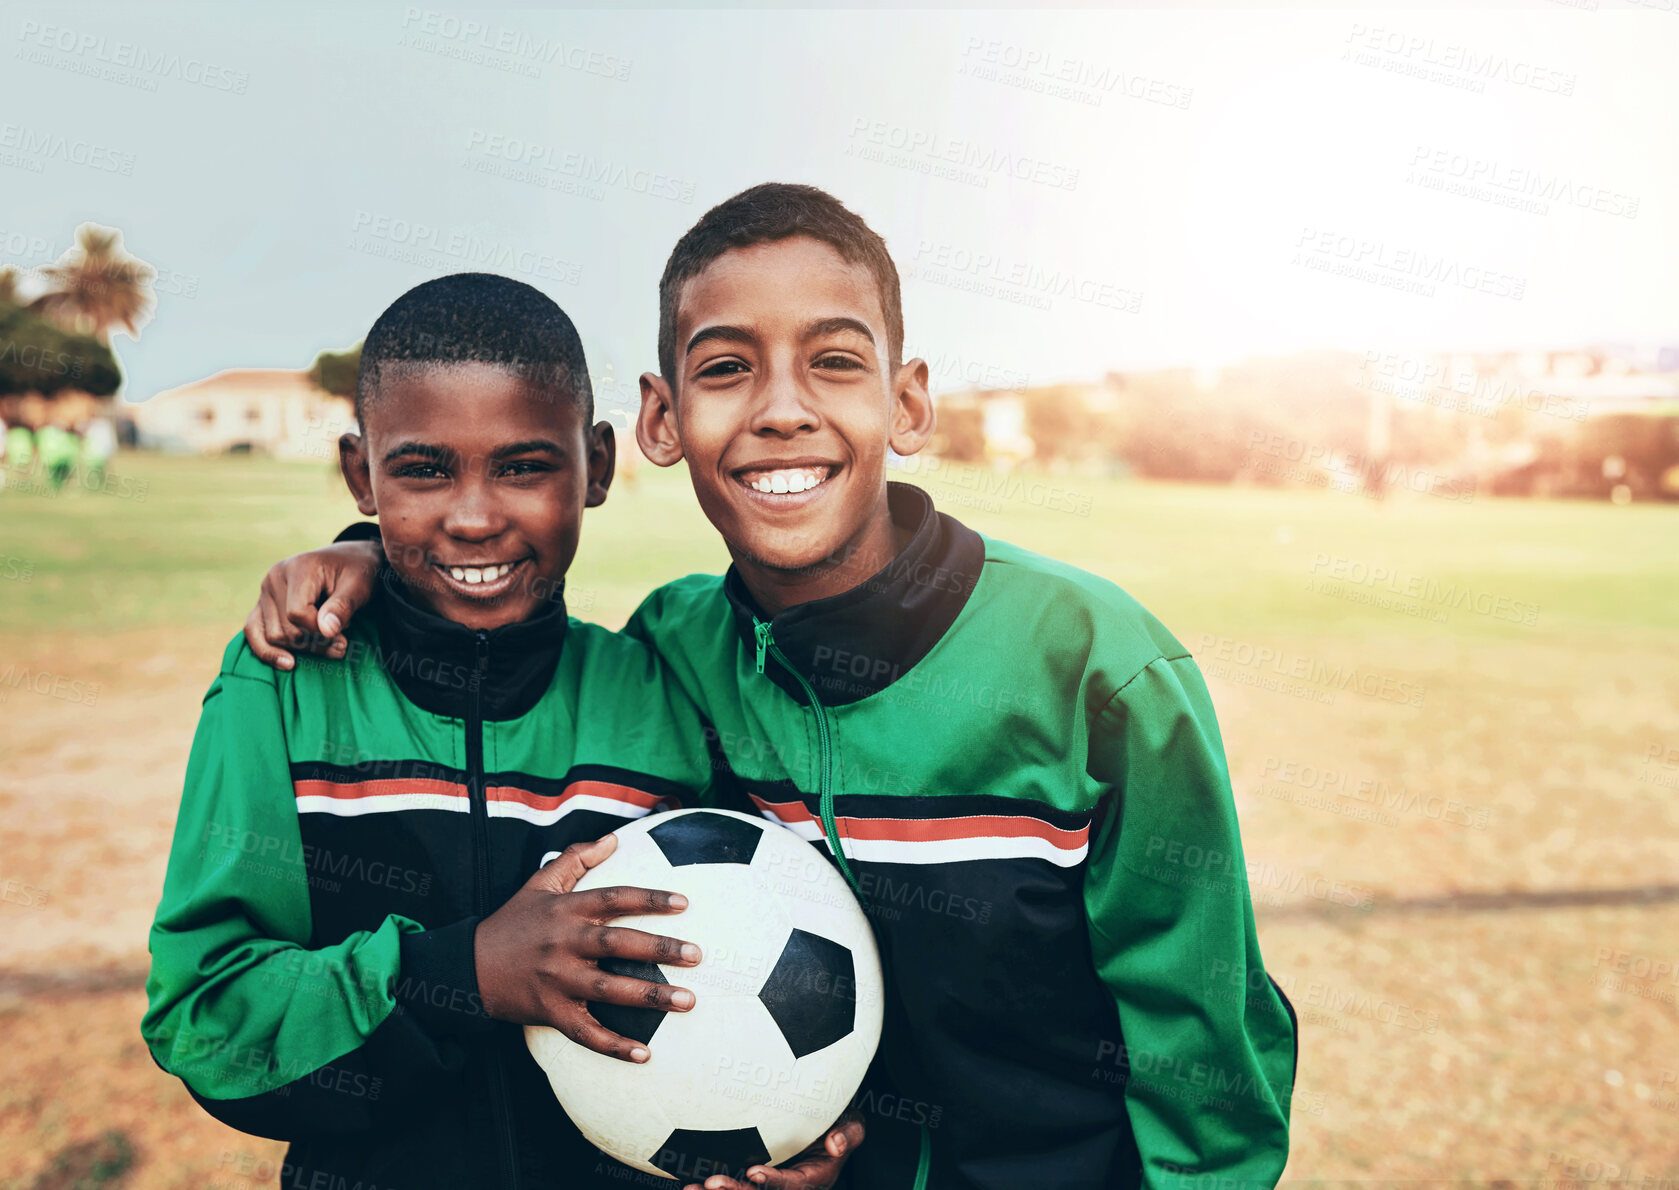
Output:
[636, 372, 685, 468]
[339, 432, 378, 517]
[888, 357, 936, 458]
[585, 420, 616, 508]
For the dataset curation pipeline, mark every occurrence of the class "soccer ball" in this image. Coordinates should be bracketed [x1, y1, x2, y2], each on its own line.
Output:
[525, 809, 884, 1182]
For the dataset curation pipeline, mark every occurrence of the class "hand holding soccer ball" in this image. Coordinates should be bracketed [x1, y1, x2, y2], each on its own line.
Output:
[475, 833, 702, 1062]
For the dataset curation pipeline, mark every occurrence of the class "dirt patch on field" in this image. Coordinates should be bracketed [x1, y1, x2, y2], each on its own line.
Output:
[3, 621, 1679, 1184]
[0, 988, 285, 1190]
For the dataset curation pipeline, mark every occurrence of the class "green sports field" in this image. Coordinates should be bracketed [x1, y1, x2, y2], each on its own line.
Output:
[1, 452, 1676, 1186]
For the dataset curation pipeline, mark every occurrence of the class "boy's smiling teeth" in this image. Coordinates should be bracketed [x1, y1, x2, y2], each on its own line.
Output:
[447, 562, 516, 585]
[740, 467, 833, 495]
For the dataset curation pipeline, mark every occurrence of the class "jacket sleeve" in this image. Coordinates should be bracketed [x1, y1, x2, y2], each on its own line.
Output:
[1083, 654, 1298, 1189]
[621, 586, 739, 812]
[334, 521, 382, 544]
[141, 649, 496, 1141]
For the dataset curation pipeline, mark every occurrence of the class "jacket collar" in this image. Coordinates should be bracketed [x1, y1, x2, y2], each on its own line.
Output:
[723, 482, 985, 706]
[366, 567, 568, 721]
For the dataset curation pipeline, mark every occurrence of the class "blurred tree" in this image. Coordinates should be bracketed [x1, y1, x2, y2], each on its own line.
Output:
[31, 223, 156, 343]
[928, 404, 985, 463]
[1105, 370, 1260, 482]
[0, 266, 20, 306]
[0, 298, 122, 397]
[1024, 385, 1095, 464]
[309, 343, 363, 397]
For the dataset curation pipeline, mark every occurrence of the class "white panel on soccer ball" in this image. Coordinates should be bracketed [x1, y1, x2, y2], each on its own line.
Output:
[571, 822, 671, 893]
[649, 992, 793, 1136]
[525, 1022, 676, 1179]
[651, 864, 791, 1000]
[752, 1034, 858, 1164]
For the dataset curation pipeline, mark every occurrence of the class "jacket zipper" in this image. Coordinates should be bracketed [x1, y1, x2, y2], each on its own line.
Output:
[756, 620, 920, 1183]
[753, 619, 862, 901]
[468, 629, 521, 1190]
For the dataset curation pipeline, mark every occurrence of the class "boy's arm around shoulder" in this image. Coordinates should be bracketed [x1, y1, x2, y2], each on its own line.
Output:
[1083, 652, 1300, 1189]
[621, 578, 744, 810]
[142, 638, 495, 1140]
[576, 615, 731, 811]
[620, 574, 734, 678]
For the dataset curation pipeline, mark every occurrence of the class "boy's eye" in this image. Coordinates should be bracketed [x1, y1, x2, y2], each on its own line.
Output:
[393, 462, 448, 480]
[815, 354, 866, 372]
[696, 358, 749, 379]
[498, 460, 553, 478]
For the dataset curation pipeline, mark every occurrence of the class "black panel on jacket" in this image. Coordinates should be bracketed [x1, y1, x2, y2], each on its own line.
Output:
[723, 483, 985, 707]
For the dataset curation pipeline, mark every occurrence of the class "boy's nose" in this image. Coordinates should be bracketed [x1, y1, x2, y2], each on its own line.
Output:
[442, 484, 508, 540]
[750, 371, 821, 437]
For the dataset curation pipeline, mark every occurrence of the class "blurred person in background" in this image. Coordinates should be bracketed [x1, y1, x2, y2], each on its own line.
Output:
[5, 419, 36, 481]
[82, 414, 116, 487]
[37, 422, 78, 492]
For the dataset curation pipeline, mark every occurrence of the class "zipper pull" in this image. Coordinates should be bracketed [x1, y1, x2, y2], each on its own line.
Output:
[474, 629, 490, 691]
[753, 620, 771, 675]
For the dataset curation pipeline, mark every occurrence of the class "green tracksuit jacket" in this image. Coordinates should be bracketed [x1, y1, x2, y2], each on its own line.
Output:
[624, 483, 1300, 1190]
[142, 574, 720, 1190]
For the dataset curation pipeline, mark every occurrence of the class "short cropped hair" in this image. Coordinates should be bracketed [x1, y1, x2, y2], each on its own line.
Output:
[657, 183, 903, 383]
[356, 272, 592, 422]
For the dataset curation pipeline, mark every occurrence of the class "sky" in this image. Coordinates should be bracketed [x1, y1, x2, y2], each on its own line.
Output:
[4, 3, 1676, 427]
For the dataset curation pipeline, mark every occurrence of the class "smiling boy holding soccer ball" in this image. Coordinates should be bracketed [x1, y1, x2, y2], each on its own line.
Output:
[145, 272, 858, 1190]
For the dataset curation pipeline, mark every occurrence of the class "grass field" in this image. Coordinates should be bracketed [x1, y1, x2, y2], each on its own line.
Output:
[2, 452, 1677, 1188]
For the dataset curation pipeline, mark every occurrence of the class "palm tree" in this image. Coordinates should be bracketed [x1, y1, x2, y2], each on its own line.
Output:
[32, 223, 156, 342]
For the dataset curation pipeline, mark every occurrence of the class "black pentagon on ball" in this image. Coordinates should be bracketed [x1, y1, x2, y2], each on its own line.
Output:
[651, 1126, 770, 1181]
[586, 957, 669, 1047]
[757, 928, 856, 1059]
[648, 811, 762, 867]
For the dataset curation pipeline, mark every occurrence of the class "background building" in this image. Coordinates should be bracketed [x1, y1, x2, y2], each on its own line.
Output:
[127, 368, 353, 459]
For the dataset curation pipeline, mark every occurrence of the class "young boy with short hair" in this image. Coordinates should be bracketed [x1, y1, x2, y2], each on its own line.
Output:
[145, 272, 864, 1190]
[248, 187, 1299, 1190]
